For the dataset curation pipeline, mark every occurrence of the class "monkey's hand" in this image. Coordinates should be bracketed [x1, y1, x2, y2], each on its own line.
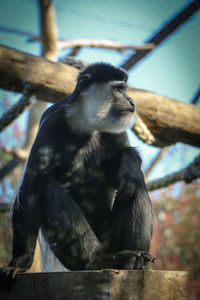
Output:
[112, 175, 136, 212]
[88, 250, 155, 270]
[0, 266, 25, 290]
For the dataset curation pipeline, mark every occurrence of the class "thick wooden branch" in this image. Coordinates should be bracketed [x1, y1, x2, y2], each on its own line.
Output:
[0, 45, 200, 147]
[23, 0, 59, 151]
[0, 44, 78, 100]
[39, 0, 58, 59]
[128, 87, 200, 147]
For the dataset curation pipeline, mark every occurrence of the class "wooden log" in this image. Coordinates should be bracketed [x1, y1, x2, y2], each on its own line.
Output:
[128, 87, 200, 147]
[0, 270, 188, 300]
[0, 45, 78, 102]
[0, 45, 200, 147]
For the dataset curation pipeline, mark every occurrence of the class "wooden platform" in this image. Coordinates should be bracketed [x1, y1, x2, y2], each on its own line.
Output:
[0, 270, 188, 300]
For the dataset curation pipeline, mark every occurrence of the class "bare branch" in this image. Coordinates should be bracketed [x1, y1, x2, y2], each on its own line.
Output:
[39, 0, 58, 60]
[67, 47, 81, 57]
[28, 36, 155, 52]
[57, 39, 155, 52]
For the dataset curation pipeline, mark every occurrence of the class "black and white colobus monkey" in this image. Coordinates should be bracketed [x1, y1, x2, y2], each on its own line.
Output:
[0, 63, 154, 289]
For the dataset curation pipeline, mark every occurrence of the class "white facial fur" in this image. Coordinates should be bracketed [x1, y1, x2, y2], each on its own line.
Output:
[66, 81, 135, 133]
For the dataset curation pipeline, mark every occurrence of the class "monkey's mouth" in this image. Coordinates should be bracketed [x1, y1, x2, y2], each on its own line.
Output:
[113, 108, 135, 118]
[123, 108, 135, 113]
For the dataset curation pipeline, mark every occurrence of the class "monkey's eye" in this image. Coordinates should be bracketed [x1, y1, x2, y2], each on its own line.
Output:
[113, 84, 126, 93]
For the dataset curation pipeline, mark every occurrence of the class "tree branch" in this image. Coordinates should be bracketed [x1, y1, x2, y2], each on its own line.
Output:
[28, 37, 155, 52]
[23, 0, 59, 151]
[58, 39, 155, 52]
[128, 87, 200, 147]
[0, 45, 200, 147]
[0, 45, 77, 100]
[0, 0, 60, 183]
[144, 84, 200, 178]
[39, 0, 58, 60]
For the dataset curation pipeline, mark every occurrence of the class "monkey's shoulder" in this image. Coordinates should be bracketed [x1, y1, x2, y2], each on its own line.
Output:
[40, 96, 72, 125]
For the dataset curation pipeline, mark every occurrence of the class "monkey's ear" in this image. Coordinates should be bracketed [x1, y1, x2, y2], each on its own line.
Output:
[78, 74, 91, 91]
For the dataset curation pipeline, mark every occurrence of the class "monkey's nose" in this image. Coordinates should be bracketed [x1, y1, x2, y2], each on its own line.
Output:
[129, 99, 135, 111]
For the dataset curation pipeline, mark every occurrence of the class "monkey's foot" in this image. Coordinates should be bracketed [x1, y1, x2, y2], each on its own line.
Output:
[88, 250, 155, 270]
[0, 266, 25, 290]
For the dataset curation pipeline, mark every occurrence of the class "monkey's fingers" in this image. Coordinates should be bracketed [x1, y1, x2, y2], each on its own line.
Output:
[134, 256, 145, 269]
[0, 266, 16, 290]
[141, 252, 156, 263]
[132, 252, 155, 269]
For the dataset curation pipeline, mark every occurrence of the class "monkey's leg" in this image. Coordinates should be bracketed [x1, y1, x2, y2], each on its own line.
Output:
[0, 181, 41, 290]
[88, 250, 155, 270]
[42, 183, 102, 270]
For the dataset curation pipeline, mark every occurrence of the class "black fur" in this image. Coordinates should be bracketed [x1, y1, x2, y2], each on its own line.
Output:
[0, 63, 154, 290]
[78, 62, 128, 84]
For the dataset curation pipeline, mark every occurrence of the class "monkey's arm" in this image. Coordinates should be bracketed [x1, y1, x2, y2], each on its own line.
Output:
[112, 147, 154, 268]
[113, 147, 145, 210]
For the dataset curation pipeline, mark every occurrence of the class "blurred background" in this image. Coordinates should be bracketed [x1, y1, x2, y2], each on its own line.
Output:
[0, 0, 200, 298]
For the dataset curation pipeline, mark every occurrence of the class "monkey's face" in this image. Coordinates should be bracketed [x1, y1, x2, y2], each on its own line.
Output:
[79, 80, 135, 133]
